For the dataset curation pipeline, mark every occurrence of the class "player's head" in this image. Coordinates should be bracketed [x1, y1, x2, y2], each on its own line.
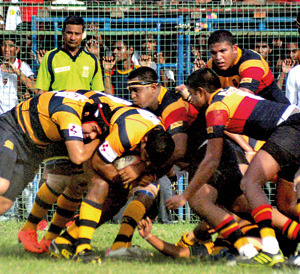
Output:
[1, 34, 20, 62]
[140, 126, 175, 168]
[62, 16, 85, 50]
[82, 102, 112, 139]
[186, 68, 221, 110]
[208, 30, 238, 70]
[128, 67, 160, 109]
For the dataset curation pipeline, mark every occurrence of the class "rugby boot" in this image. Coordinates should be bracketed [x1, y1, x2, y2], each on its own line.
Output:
[18, 228, 43, 254]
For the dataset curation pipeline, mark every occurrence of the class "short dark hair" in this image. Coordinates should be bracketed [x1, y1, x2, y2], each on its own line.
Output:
[145, 126, 175, 168]
[128, 66, 158, 82]
[186, 68, 221, 93]
[63, 15, 85, 31]
[1, 34, 20, 47]
[208, 30, 235, 46]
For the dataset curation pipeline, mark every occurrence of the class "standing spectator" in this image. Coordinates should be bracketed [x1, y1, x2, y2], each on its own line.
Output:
[285, 11, 300, 107]
[0, 33, 35, 221]
[277, 38, 299, 92]
[0, 33, 35, 113]
[102, 35, 139, 101]
[138, 34, 175, 88]
[35, 15, 104, 94]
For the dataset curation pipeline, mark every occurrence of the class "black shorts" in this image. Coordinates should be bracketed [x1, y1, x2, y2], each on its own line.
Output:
[186, 139, 243, 209]
[262, 113, 300, 169]
[0, 111, 46, 201]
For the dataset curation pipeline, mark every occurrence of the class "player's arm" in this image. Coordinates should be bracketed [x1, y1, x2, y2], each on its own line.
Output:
[224, 131, 255, 154]
[90, 152, 120, 184]
[166, 137, 223, 209]
[138, 217, 190, 258]
[65, 139, 100, 165]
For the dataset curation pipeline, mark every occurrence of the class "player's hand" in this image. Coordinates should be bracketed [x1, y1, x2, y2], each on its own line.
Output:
[175, 84, 191, 101]
[102, 55, 116, 73]
[165, 194, 187, 210]
[119, 163, 141, 186]
[139, 54, 152, 67]
[138, 173, 156, 187]
[138, 217, 152, 239]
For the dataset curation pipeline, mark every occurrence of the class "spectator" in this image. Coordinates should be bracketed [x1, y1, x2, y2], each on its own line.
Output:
[0, 33, 35, 112]
[34, 15, 104, 94]
[137, 34, 175, 88]
[277, 38, 299, 92]
[285, 11, 300, 107]
[254, 36, 274, 68]
[102, 35, 139, 100]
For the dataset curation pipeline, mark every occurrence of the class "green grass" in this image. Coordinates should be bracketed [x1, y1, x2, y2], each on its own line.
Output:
[0, 221, 298, 274]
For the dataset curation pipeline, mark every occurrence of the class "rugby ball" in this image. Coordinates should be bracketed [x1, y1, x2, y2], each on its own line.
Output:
[113, 155, 141, 170]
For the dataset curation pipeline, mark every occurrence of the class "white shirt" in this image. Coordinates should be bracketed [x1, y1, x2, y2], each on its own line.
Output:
[286, 65, 300, 108]
[5, 1, 22, 31]
[0, 58, 34, 114]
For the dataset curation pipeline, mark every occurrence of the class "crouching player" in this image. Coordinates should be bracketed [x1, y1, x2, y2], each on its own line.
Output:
[49, 106, 175, 263]
[166, 68, 300, 266]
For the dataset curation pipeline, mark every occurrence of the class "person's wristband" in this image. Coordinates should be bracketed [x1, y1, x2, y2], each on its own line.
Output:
[245, 151, 255, 155]
[144, 233, 153, 240]
[104, 70, 111, 76]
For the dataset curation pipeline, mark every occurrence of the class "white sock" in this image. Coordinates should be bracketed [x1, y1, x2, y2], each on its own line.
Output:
[238, 244, 259, 258]
[262, 237, 280, 254]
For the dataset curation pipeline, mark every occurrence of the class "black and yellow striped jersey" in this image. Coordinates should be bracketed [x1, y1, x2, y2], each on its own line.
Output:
[15, 91, 94, 147]
[98, 106, 164, 163]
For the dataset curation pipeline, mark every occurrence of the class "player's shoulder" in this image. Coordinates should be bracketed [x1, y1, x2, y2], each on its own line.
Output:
[240, 48, 261, 62]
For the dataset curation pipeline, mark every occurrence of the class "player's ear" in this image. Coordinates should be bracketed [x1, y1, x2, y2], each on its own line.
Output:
[197, 86, 205, 96]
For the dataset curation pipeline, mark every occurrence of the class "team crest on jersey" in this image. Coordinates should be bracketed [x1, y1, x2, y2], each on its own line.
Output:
[68, 124, 83, 138]
[240, 78, 252, 84]
[82, 66, 90, 78]
[98, 141, 118, 163]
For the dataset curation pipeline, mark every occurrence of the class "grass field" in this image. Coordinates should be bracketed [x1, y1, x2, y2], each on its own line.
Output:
[0, 221, 299, 274]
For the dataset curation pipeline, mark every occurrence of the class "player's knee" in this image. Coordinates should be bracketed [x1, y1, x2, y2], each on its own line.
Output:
[0, 197, 14, 215]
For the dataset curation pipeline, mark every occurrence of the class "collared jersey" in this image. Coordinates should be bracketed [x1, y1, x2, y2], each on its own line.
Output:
[150, 86, 198, 136]
[207, 48, 277, 96]
[97, 107, 164, 163]
[15, 91, 93, 146]
[205, 86, 292, 141]
[35, 47, 104, 91]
